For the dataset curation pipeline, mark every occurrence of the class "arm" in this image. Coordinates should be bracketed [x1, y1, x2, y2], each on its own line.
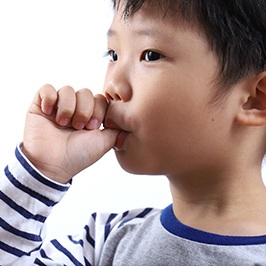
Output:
[0, 84, 119, 265]
[1, 146, 156, 265]
[0, 145, 70, 265]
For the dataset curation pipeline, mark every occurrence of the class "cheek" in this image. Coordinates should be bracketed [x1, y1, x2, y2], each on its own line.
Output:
[136, 96, 209, 151]
[136, 90, 193, 136]
[129, 97, 189, 161]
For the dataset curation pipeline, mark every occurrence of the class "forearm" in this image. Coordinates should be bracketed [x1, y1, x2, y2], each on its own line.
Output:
[0, 145, 70, 265]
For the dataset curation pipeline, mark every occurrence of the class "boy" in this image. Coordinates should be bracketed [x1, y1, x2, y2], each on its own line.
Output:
[1, 0, 266, 264]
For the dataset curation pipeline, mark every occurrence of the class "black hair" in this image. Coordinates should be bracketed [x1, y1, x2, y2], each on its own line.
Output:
[112, 0, 266, 91]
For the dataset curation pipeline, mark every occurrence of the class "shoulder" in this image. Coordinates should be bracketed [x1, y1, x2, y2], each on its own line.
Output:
[94, 207, 162, 232]
[97, 208, 164, 265]
[98, 207, 163, 244]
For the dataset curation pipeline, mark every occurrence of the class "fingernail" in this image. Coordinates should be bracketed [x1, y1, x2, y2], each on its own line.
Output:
[59, 118, 70, 126]
[73, 122, 85, 130]
[43, 105, 54, 116]
[87, 118, 99, 130]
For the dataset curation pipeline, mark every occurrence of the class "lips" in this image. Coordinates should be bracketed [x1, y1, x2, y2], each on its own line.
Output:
[103, 118, 129, 151]
[114, 131, 129, 151]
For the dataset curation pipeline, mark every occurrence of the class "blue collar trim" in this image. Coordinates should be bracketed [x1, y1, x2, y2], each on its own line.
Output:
[161, 204, 266, 246]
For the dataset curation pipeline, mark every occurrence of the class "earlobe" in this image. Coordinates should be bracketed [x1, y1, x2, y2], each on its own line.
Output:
[236, 71, 266, 126]
[236, 108, 266, 126]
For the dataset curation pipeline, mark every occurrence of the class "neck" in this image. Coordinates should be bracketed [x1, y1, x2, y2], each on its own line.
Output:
[168, 167, 266, 236]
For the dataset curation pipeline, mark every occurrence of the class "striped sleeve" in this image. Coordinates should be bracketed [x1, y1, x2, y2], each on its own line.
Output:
[34, 208, 155, 265]
[0, 145, 70, 265]
[0, 145, 157, 265]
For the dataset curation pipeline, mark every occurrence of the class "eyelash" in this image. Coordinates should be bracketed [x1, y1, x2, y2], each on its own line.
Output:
[104, 50, 118, 62]
[104, 50, 165, 62]
[141, 50, 165, 62]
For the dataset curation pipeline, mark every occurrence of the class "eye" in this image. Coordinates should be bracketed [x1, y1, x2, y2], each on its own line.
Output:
[142, 50, 165, 62]
[105, 50, 118, 62]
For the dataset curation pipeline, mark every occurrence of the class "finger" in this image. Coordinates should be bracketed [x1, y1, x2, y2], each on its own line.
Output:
[71, 88, 94, 130]
[30, 84, 58, 115]
[86, 94, 108, 130]
[56, 86, 76, 126]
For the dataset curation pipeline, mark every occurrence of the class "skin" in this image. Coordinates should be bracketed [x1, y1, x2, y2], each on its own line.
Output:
[23, 4, 266, 236]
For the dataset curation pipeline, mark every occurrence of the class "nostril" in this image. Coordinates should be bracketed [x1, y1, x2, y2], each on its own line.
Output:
[105, 92, 114, 102]
[113, 93, 122, 101]
[105, 92, 122, 101]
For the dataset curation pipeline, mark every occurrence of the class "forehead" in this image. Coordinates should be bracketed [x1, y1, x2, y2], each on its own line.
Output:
[108, 3, 206, 45]
[113, 0, 181, 19]
[109, 7, 173, 37]
[113, 0, 179, 24]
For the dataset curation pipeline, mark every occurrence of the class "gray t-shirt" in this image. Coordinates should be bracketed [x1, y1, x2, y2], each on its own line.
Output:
[99, 205, 266, 265]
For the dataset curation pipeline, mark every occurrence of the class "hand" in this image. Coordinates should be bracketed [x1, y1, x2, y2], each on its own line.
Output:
[23, 84, 119, 183]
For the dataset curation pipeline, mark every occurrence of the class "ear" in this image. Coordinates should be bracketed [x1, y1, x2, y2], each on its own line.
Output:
[236, 71, 266, 126]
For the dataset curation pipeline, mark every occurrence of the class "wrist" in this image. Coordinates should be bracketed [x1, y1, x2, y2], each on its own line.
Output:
[20, 143, 72, 184]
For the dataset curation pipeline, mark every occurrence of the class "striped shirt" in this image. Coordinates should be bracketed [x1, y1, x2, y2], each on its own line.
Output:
[1, 146, 266, 265]
[0, 146, 159, 265]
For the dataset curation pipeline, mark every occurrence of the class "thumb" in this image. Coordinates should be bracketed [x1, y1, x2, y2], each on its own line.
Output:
[65, 128, 119, 180]
[98, 128, 120, 154]
[80, 128, 119, 165]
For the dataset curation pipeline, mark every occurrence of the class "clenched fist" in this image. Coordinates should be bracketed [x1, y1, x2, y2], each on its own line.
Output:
[23, 84, 119, 184]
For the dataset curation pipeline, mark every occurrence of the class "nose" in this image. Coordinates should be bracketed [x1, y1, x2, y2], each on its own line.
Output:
[103, 65, 133, 102]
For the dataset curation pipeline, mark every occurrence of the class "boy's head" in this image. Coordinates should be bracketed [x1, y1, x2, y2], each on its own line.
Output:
[112, 0, 266, 93]
[104, 0, 266, 176]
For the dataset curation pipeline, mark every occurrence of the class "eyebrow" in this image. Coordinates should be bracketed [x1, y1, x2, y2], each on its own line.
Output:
[107, 28, 173, 43]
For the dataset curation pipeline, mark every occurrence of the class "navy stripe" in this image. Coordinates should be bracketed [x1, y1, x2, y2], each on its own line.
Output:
[34, 258, 47, 266]
[104, 213, 118, 241]
[0, 240, 27, 257]
[118, 209, 151, 228]
[67, 236, 92, 266]
[68, 226, 95, 248]
[0, 218, 41, 242]
[118, 220, 129, 228]
[136, 208, 153, 218]
[84, 257, 92, 266]
[5, 166, 55, 207]
[51, 240, 83, 266]
[40, 248, 50, 259]
[122, 210, 129, 218]
[34, 249, 52, 265]
[0, 191, 46, 223]
[91, 212, 96, 221]
[68, 235, 84, 246]
[15, 147, 69, 192]
[84, 225, 95, 248]
[117, 211, 130, 228]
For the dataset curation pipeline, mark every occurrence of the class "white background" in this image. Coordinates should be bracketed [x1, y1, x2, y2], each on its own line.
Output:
[0, 0, 171, 238]
[1, 0, 266, 239]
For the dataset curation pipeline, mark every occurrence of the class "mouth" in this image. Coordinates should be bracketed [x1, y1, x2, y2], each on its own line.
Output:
[103, 118, 129, 151]
[113, 131, 129, 151]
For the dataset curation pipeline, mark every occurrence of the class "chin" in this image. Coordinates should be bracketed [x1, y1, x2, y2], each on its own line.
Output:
[115, 152, 163, 175]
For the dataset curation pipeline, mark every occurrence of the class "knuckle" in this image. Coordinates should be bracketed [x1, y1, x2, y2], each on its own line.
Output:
[77, 88, 93, 99]
[60, 85, 75, 92]
[94, 95, 108, 112]
[59, 106, 74, 117]
[76, 109, 93, 120]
